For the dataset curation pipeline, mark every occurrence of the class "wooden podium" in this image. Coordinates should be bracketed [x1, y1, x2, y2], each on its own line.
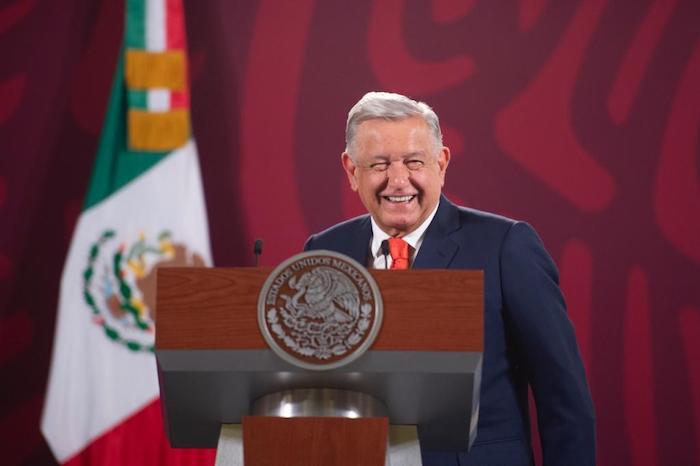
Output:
[156, 267, 483, 465]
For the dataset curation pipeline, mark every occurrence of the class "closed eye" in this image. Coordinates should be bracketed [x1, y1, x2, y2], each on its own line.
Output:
[369, 162, 390, 172]
[405, 159, 424, 171]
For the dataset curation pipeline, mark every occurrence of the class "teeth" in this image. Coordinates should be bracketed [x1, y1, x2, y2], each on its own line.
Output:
[385, 195, 415, 203]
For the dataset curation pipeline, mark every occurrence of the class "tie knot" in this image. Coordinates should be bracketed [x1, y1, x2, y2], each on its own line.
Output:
[388, 238, 410, 269]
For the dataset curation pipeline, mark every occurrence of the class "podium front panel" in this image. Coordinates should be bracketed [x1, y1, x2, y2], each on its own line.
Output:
[156, 267, 483, 451]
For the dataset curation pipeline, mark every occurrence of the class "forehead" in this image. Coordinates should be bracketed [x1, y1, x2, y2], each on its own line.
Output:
[354, 117, 433, 156]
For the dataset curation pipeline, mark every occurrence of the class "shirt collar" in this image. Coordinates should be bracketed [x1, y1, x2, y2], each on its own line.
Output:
[370, 202, 440, 259]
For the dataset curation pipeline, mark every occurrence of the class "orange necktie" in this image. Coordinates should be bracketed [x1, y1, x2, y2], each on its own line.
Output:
[388, 238, 410, 270]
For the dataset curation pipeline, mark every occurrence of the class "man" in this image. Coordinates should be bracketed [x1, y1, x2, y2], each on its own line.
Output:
[304, 92, 595, 466]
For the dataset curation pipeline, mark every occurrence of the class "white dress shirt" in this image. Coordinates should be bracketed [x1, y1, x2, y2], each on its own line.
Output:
[369, 203, 440, 269]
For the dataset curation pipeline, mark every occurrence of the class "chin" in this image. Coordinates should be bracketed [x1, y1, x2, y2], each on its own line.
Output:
[383, 217, 419, 234]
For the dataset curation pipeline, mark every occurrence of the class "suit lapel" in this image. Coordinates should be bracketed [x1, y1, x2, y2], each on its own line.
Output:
[412, 196, 461, 269]
[345, 216, 372, 265]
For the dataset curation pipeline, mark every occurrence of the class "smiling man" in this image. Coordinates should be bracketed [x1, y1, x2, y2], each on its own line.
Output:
[342, 113, 449, 238]
[304, 92, 595, 466]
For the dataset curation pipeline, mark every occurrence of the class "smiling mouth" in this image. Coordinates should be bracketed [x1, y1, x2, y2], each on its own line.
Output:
[382, 194, 417, 203]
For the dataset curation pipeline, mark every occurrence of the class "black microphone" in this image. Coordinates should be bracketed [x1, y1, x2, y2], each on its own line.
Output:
[253, 239, 263, 266]
[380, 240, 390, 269]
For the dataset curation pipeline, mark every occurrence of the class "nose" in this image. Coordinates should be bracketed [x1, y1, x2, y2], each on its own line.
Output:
[386, 161, 410, 187]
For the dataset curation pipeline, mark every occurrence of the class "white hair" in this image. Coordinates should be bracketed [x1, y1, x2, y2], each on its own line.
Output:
[345, 91, 443, 156]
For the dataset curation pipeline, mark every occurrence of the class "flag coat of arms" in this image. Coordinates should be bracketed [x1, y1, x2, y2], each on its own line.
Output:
[41, 0, 214, 463]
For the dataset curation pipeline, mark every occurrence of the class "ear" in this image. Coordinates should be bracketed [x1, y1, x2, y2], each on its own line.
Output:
[438, 146, 451, 186]
[341, 152, 359, 191]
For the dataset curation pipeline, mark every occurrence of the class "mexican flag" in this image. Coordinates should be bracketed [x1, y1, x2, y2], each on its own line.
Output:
[41, 0, 214, 464]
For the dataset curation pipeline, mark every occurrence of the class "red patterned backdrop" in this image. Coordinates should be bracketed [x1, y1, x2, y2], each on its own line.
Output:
[1, 0, 699, 465]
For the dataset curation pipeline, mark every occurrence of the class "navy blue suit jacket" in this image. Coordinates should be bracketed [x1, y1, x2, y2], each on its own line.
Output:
[304, 196, 595, 466]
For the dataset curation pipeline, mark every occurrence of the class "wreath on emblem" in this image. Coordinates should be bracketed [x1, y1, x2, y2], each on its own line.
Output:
[82, 229, 174, 352]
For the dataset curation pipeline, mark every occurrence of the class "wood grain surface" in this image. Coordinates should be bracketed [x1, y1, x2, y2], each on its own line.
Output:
[242, 416, 388, 466]
[156, 267, 483, 351]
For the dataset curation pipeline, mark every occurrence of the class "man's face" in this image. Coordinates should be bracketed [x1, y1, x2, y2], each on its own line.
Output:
[342, 117, 450, 237]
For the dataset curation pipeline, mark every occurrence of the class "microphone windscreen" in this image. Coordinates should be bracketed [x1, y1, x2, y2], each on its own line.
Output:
[380, 239, 389, 256]
[253, 239, 264, 255]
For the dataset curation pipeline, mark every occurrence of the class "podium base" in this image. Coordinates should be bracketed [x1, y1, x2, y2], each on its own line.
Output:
[215, 424, 243, 466]
[387, 425, 423, 466]
[214, 389, 421, 465]
[214, 423, 422, 466]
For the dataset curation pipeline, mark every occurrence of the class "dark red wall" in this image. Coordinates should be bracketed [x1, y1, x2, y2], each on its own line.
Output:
[1, 1, 699, 465]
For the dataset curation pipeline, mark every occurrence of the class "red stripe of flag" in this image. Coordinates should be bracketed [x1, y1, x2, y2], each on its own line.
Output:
[166, 0, 188, 109]
[170, 91, 189, 109]
[166, 0, 184, 49]
[63, 399, 215, 466]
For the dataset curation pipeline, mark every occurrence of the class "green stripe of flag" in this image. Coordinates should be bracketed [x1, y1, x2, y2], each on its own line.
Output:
[83, 49, 168, 210]
[125, 0, 146, 49]
[128, 90, 148, 109]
